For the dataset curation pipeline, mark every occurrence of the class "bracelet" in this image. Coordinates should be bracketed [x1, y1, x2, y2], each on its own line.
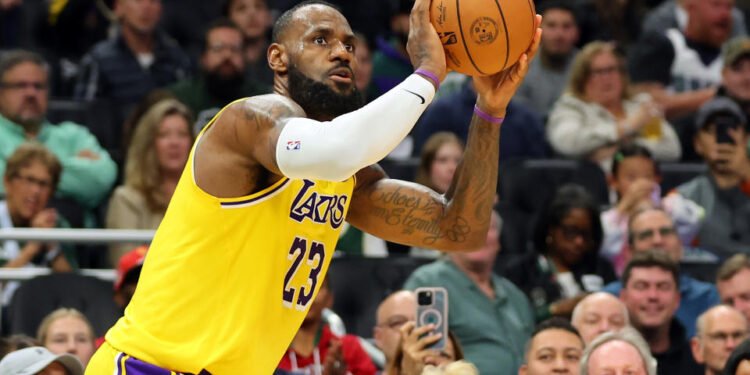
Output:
[414, 68, 440, 90]
[473, 104, 504, 124]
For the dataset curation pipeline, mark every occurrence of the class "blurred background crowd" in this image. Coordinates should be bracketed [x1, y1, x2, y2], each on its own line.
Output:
[4, 0, 750, 374]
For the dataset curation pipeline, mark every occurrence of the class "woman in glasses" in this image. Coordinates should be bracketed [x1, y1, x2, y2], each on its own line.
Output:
[504, 184, 615, 322]
[546, 41, 680, 172]
[0, 143, 77, 301]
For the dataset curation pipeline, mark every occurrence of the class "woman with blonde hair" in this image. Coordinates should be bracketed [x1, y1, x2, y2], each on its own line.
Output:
[547, 41, 681, 171]
[106, 99, 194, 264]
[37, 308, 96, 367]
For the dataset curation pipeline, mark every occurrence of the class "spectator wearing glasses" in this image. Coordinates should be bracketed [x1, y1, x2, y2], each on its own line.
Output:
[504, 184, 616, 321]
[168, 18, 268, 133]
[0, 50, 117, 216]
[603, 207, 719, 339]
[601, 144, 705, 275]
[0, 143, 77, 302]
[691, 305, 749, 375]
[374, 290, 416, 373]
[546, 41, 680, 172]
[404, 211, 534, 375]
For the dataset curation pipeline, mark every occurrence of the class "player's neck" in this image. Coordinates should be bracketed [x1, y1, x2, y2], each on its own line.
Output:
[291, 320, 321, 356]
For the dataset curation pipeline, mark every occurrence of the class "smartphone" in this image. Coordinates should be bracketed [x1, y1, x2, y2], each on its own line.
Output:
[415, 287, 448, 351]
[715, 116, 739, 145]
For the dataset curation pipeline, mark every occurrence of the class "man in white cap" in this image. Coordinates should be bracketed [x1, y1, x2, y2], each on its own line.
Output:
[0, 346, 83, 375]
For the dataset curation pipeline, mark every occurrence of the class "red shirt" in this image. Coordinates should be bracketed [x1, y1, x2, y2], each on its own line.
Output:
[277, 324, 376, 375]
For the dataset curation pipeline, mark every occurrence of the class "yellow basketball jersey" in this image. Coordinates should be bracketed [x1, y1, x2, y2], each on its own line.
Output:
[104, 116, 355, 374]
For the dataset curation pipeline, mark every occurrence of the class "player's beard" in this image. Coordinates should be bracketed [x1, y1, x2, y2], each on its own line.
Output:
[287, 61, 363, 121]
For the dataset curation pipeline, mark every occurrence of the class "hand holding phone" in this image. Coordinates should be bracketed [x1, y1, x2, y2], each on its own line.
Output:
[415, 287, 448, 350]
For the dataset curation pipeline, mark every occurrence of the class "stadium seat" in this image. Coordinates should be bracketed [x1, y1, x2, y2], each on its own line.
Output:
[327, 256, 431, 338]
[47, 99, 124, 164]
[497, 158, 610, 211]
[4, 273, 120, 337]
[379, 158, 420, 182]
[658, 162, 708, 193]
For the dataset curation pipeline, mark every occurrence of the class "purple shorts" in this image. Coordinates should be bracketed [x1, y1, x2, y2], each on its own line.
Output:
[114, 353, 211, 375]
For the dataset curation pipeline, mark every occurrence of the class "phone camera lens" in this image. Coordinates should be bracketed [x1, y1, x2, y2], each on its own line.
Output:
[418, 291, 432, 306]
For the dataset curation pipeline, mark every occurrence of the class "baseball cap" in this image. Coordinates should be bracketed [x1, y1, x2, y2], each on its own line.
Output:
[0, 347, 83, 375]
[114, 245, 148, 291]
[694, 96, 748, 130]
[723, 36, 750, 68]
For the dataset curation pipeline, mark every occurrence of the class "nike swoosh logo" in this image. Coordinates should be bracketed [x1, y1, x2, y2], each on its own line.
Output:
[403, 89, 425, 104]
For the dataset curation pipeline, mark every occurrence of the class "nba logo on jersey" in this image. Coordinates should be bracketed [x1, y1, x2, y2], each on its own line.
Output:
[286, 141, 301, 150]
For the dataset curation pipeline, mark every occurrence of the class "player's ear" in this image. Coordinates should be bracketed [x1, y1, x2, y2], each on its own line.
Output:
[268, 43, 289, 74]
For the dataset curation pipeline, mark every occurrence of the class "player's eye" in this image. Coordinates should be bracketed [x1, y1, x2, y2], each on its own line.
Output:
[314, 36, 326, 44]
[345, 43, 354, 52]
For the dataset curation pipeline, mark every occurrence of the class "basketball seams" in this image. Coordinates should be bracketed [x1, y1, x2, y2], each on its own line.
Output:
[455, 0, 486, 75]
[492, 0, 510, 71]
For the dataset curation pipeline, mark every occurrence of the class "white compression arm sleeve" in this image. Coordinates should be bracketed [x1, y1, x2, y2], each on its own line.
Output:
[275, 74, 436, 181]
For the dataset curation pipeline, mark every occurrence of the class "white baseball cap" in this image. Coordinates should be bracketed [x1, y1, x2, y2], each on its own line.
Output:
[0, 347, 83, 375]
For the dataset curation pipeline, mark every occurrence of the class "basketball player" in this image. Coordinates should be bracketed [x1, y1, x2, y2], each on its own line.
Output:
[86, 0, 542, 374]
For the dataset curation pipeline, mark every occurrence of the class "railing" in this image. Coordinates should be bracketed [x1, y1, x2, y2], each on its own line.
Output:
[0, 228, 154, 281]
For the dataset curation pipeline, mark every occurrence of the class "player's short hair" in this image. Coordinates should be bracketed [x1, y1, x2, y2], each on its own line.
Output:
[524, 317, 583, 362]
[717, 254, 750, 282]
[271, 0, 342, 44]
[622, 250, 680, 289]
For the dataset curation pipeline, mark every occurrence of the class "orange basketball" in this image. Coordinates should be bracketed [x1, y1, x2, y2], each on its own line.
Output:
[430, 0, 536, 76]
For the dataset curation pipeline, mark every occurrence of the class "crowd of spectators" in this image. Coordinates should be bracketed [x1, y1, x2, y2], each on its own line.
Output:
[5, 0, 750, 374]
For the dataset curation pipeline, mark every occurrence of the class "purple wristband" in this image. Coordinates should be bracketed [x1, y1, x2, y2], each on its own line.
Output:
[414, 68, 440, 90]
[473, 105, 504, 124]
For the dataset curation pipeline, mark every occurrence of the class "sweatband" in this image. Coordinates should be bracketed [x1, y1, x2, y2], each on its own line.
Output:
[473, 105, 504, 124]
[276, 74, 436, 181]
[415, 68, 440, 90]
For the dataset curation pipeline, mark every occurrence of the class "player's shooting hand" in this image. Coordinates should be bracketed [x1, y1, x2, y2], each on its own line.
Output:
[399, 321, 442, 375]
[407, 0, 447, 85]
[473, 14, 542, 119]
[322, 338, 347, 375]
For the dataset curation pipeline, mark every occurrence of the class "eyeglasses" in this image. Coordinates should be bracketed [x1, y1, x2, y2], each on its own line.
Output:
[633, 226, 677, 242]
[706, 330, 748, 343]
[12, 174, 53, 190]
[207, 43, 243, 54]
[0, 81, 48, 91]
[589, 66, 620, 77]
[559, 225, 593, 242]
[378, 315, 409, 330]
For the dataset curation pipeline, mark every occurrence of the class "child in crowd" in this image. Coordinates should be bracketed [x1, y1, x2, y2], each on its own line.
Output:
[601, 144, 704, 274]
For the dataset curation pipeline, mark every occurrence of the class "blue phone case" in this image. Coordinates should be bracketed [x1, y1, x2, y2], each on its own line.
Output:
[415, 287, 448, 350]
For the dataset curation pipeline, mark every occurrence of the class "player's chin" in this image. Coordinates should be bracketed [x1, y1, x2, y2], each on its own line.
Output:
[330, 80, 355, 94]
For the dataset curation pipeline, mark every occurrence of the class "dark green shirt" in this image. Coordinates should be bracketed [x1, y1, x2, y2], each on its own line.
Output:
[404, 258, 534, 375]
[167, 76, 269, 133]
